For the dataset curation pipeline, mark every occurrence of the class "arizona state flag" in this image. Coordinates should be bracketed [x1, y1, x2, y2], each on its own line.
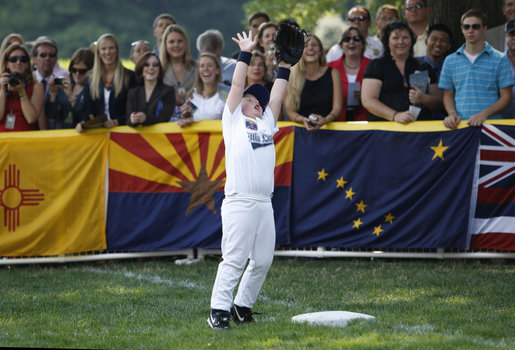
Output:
[106, 122, 294, 251]
[290, 122, 480, 248]
[0, 130, 108, 256]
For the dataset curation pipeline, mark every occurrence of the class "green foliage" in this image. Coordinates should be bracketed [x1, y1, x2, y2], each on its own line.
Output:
[0, 259, 513, 349]
[0, 0, 245, 59]
[243, 0, 350, 32]
[242, 0, 407, 33]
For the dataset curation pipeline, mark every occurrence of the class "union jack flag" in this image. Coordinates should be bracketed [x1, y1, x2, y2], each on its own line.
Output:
[469, 123, 515, 251]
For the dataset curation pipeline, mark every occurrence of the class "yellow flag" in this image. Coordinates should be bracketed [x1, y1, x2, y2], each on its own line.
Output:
[0, 129, 108, 256]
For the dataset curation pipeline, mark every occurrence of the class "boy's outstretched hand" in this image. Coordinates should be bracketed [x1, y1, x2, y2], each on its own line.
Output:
[232, 31, 257, 52]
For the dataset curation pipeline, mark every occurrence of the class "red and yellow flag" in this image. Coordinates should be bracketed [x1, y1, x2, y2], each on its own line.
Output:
[0, 129, 108, 256]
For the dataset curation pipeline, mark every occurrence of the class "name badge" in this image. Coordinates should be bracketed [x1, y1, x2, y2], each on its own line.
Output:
[5, 113, 15, 129]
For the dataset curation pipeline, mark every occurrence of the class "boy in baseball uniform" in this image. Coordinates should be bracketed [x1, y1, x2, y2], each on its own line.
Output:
[207, 27, 301, 330]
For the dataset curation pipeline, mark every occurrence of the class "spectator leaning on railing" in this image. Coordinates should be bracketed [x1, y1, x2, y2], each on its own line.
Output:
[284, 33, 342, 131]
[362, 21, 442, 123]
[77, 33, 136, 132]
[126, 51, 175, 127]
[440, 9, 514, 129]
[177, 52, 225, 128]
[328, 26, 371, 121]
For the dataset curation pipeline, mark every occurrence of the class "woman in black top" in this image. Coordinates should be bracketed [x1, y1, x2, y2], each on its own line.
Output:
[77, 33, 136, 132]
[284, 33, 342, 131]
[126, 51, 175, 126]
[362, 21, 442, 122]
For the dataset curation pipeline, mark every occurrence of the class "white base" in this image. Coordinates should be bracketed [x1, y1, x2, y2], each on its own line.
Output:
[292, 311, 375, 327]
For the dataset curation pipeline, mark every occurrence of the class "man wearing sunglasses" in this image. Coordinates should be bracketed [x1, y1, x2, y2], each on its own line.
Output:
[404, 0, 430, 57]
[31, 37, 71, 129]
[439, 9, 514, 129]
[326, 5, 383, 62]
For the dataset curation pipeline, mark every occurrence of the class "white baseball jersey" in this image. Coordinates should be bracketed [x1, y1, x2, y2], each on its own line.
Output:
[222, 103, 279, 199]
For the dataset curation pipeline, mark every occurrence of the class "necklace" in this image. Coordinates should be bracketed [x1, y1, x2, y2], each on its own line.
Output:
[344, 59, 361, 70]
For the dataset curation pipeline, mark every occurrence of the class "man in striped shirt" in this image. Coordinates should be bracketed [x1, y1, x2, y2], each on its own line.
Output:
[439, 9, 514, 129]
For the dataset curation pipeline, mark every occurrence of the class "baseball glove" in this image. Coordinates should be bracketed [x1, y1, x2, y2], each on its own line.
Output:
[274, 23, 306, 66]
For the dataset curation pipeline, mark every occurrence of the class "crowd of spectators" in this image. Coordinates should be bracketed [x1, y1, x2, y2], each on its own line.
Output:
[0, 0, 513, 133]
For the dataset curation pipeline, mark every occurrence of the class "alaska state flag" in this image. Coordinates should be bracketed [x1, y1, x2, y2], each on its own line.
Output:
[106, 122, 293, 251]
[289, 123, 481, 248]
[469, 123, 515, 251]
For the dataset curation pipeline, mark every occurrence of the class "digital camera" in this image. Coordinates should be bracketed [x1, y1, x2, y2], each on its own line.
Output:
[54, 76, 63, 85]
[308, 114, 318, 126]
[8, 72, 23, 87]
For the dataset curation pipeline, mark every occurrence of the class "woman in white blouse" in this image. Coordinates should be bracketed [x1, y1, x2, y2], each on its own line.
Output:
[178, 52, 225, 127]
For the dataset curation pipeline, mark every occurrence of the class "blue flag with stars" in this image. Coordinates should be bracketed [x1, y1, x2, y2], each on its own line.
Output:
[289, 125, 481, 248]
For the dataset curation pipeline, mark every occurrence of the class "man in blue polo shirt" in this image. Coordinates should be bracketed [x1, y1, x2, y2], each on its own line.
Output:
[439, 9, 514, 129]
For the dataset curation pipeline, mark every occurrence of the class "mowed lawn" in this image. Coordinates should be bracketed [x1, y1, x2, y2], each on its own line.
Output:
[0, 258, 513, 349]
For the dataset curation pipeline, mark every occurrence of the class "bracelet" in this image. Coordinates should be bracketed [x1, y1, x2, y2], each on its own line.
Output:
[237, 51, 252, 65]
[392, 111, 397, 121]
[276, 67, 290, 81]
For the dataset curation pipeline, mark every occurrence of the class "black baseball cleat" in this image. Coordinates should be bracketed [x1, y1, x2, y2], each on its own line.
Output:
[207, 309, 231, 330]
[230, 304, 259, 323]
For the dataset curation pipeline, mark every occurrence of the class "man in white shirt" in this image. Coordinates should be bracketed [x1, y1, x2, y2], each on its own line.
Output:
[31, 37, 70, 129]
[404, 0, 431, 57]
[326, 5, 383, 62]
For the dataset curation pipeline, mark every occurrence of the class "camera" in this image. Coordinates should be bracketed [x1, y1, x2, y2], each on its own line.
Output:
[268, 43, 275, 55]
[8, 72, 22, 87]
[54, 76, 63, 85]
[308, 114, 318, 126]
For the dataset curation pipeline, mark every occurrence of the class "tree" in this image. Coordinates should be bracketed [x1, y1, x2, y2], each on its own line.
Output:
[430, 0, 504, 48]
[242, 0, 354, 32]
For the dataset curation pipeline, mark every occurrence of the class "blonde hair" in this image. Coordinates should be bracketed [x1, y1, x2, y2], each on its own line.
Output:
[0, 33, 24, 58]
[285, 34, 326, 111]
[194, 52, 221, 97]
[89, 33, 129, 99]
[159, 25, 196, 71]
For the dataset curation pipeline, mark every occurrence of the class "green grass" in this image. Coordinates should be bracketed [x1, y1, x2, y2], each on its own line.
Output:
[0, 258, 513, 349]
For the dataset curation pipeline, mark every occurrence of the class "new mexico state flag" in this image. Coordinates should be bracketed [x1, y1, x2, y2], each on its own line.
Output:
[0, 130, 107, 256]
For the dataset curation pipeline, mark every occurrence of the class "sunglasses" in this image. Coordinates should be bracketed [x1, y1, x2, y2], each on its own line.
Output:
[132, 40, 150, 47]
[406, 3, 424, 10]
[348, 15, 368, 22]
[461, 24, 482, 30]
[39, 52, 57, 58]
[342, 35, 362, 43]
[144, 62, 160, 67]
[70, 68, 88, 75]
[8, 55, 29, 63]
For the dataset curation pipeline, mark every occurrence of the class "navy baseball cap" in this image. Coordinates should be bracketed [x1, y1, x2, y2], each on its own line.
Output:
[243, 83, 270, 110]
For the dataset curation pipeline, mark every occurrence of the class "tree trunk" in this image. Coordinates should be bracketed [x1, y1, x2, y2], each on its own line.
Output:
[430, 0, 504, 48]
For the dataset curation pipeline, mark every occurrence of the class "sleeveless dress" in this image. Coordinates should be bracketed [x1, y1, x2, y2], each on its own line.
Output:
[0, 82, 36, 132]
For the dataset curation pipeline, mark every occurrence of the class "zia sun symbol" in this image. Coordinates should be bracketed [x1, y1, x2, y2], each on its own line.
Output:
[0, 164, 44, 232]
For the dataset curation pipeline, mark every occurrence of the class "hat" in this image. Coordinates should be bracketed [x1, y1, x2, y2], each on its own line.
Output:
[507, 19, 515, 34]
[243, 83, 270, 110]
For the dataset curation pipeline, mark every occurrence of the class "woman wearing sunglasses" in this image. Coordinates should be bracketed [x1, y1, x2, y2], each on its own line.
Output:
[328, 26, 371, 121]
[126, 51, 175, 126]
[362, 21, 442, 123]
[0, 43, 44, 131]
[284, 33, 342, 131]
[62, 48, 94, 126]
